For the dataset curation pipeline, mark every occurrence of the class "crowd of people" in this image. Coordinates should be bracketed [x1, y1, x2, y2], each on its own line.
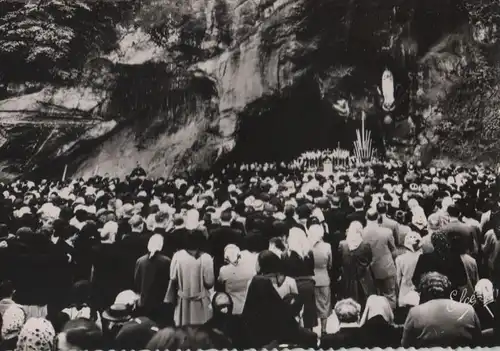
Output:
[0, 156, 500, 350]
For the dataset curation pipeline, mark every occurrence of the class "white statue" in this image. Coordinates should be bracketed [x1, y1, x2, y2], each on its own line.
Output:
[377, 68, 396, 112]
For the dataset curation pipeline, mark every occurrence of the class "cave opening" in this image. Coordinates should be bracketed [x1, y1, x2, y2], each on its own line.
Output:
[227, 78, 360, 164]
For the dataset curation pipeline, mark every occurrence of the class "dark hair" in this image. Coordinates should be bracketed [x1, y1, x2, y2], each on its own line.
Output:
[258, 250, 282, 275]
[70, 280, 91, 307]
[0, 280, 14, 299]
[366, 208, 379, 222]
[269, 237, 286, 251]
[376, 201, 387, 214]
[447, 204, 460, 218]
[184, 229, 207, 251]
[62, 318, 103, 351]
[220, 210, 232, 223]
[146, 326, 231, 351]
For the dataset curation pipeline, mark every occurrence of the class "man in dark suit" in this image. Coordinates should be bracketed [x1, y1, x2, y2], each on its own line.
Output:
[324, 197, 348, 239]
[377, 202, 401, 246]
[208, 210, 244, 279]
[347, 197, 366, 227]
[162, 215, 189, 258]
[362, 209, 397, 309]
[442, 205, 479, 258]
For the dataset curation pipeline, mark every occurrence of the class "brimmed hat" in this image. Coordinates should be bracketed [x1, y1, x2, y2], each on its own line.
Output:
[102, 304, 132, 322]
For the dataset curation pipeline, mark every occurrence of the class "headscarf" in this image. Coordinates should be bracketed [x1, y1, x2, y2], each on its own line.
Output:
[287, 227, 311, 259]
[99, 221, 118, 244]
[404, 231, 422, 252]
[308, 224, 324, 247]
[16, 318, 55, 351]
[346, 221, 364, 251]
[411, 207, 428, 230]
[475, 279, 495, 305]
[1, 305, 25, 341]
[360, 295, 394, 325]
[147, 234, 164, 258]
[185, 209, 201, 230]
[115, 290, 140, 310]
[312, 208, 325, 222]
[224, 244, 241, 265]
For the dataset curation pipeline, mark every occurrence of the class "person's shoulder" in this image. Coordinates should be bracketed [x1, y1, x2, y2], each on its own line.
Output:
[136, 254, 148, 264]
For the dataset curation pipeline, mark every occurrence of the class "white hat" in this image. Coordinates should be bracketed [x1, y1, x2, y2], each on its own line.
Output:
[115, 290, 139, 307]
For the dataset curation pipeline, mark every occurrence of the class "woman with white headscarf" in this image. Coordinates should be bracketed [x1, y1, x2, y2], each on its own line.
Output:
[283, 228, 317, 330]
[338, 221, 375, 307]
[309, 224, 332, 335]
[395, 232, 422, 312]
[474, 279, 495, 332]
[217, 244, 256, 315]
[134, 234, 172, 323]
[358, 295, 401, 348]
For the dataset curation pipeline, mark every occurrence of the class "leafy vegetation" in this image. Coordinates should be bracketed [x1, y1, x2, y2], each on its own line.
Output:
[433, 0, 500, 163]
[0, 0, 134, 84]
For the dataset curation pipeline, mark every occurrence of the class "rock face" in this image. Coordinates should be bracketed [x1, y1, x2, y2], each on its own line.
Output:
[0, 0, 498, 178]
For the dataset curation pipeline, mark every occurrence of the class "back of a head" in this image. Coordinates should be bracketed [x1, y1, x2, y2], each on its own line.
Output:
[376, 201, 387, 215]
[146, 326, 230, 351]
[258, 250, 282, 274]
[418, 272, 452, 303]
[0, 280, 14, 299]
[60, 318, 103, 351]
[334, 298, 361, 323]
[184, 229, 206, 251]
[115, 317, 159, 351]
[447, 204, 460, 218]
[366, 208, 379, 222]
[220, 210, 232, 223]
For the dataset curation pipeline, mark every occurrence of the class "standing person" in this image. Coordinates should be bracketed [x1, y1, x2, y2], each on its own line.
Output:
[309, 224, 332, 335]
[395, 232, 422, 317]
[208, 210, 244, 280]
[217, 244, 256, 315]
[134, 234, 171, 325]
[402, 272, 482, 348]
[362, 209, 397, 309]
[442, 205, 480, 259]
[412, 232, 474, 299]
[377, 202, 400, 246]
[283, 228, 318, 330]
[358, 295, 402, 348]
[258, 250, 298, 299]
[165, 230, 215, 326]
[338, 221, 375, 306]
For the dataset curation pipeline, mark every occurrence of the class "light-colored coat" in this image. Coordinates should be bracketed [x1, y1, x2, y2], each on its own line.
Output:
[395, 250, 421, 307]
[362, 224, 396, 280]
[169, 250, 215, 326]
